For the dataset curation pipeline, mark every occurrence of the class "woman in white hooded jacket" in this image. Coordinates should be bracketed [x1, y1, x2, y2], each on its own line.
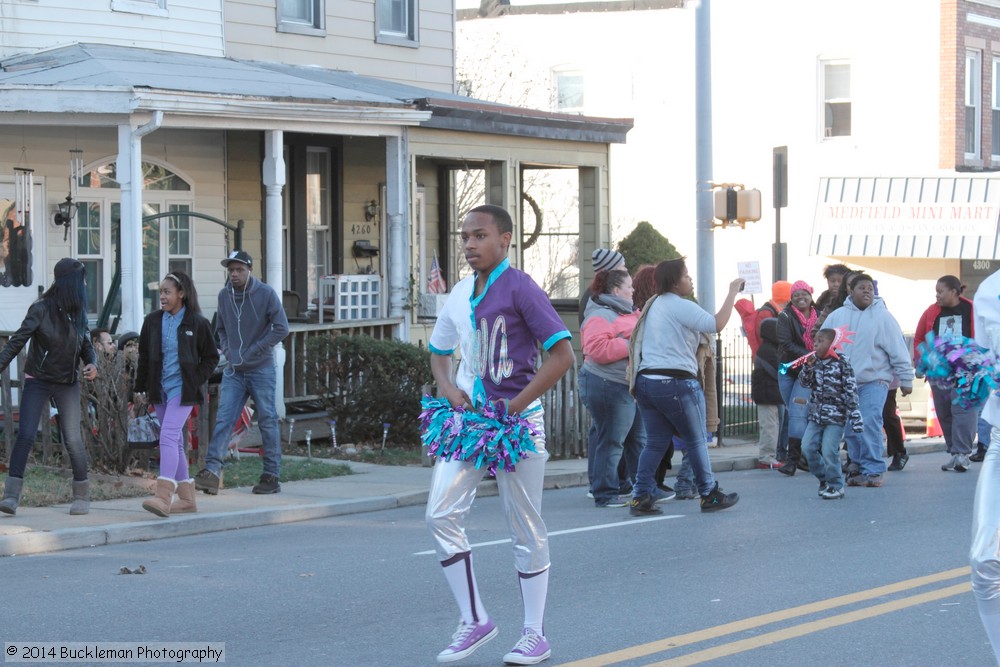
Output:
[821, 273, 913, 488]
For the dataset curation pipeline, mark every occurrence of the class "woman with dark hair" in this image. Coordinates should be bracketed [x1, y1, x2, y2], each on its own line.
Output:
[633, 264, 684, 493]
[580, 269, 667, 507]
[629, 258, 742, 515]
[135, 271, 219, 517]
[0, 258, 98, 515]
[776, 280, 819, 475]
[914, 274, 977, 472]
[814, 263, 851, 317]
[823, 272, 913, 487]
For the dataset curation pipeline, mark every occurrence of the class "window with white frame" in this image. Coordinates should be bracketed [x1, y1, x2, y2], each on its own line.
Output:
[969, 50, 983, 158]
[993, 57, 1000, 159]
[554, 70, 585, 112]
[822, 61, 851, 138]
[76, 202, 104, 317]
[277, 0, 325, 35]
[77, 161, 194, 316]
[376, 0, 418, 46]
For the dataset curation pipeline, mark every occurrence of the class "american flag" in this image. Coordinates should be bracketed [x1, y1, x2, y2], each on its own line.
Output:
[427, 251, 447, 294]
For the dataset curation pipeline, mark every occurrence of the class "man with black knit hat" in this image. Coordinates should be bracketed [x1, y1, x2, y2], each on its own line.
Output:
[194, 250, 289, 496]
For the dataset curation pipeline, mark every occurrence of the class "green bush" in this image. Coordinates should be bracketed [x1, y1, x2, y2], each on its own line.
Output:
[306, 335, 432, 449]
[616, 221, 681, 274]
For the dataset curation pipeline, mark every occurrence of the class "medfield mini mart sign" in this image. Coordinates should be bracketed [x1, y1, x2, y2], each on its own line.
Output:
[817, 203, 999, 235]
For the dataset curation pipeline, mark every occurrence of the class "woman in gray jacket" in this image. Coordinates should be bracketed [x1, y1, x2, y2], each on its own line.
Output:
[822, 273, 913, 488]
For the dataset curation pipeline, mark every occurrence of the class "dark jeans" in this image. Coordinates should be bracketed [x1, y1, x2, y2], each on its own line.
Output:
[634, 375, 715, 496]
[883, 389, 906, 457]
[9, 378, 88, 481]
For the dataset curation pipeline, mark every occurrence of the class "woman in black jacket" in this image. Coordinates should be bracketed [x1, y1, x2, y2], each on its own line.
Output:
[0, 258, 97, 516]
[776, 280, 819, 475]
[135, 271, 219, 517]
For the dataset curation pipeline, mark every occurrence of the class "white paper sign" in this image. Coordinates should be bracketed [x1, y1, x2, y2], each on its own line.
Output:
[737, 261, 763, 295]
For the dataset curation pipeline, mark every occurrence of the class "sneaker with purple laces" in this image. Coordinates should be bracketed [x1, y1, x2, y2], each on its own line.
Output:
[437, 619, 498, 663]
[503, 628, 551, 665]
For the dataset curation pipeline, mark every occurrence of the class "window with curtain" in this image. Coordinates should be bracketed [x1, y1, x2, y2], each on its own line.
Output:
[993, 57, 1000, 159]
[376, 0, 417, 45]
[967, 50, 982, 158]
[822, 61, 851, 138]
[278, 0, 325, 33]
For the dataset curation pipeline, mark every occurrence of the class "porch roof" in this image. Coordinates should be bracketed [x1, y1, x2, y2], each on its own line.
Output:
[0, 43, 632, 143]
[0, 43, 429, 128]
[256, 61, 634, 143]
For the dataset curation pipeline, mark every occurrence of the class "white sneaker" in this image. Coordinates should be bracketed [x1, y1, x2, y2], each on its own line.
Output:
[955, 455, 971, 472]
[941, 455, 959, 472]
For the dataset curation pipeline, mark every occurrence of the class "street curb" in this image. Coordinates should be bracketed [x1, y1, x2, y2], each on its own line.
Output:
[0, 496, 402, 557]
[0, 443, 950, 557]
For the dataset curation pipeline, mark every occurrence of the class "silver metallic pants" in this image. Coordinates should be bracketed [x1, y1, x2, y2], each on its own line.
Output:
[425, 407, 550, 574]
[971, 426, 1000, 663]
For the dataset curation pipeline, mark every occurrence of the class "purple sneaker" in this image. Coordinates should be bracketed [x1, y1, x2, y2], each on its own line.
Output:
[437, 618, 497, 663]
[503, 628, 551, 665]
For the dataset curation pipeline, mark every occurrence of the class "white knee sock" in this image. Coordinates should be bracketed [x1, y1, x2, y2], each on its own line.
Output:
[518, 567, 549, 634]
[441, 551, 488, 625]
[977, 597, 1000, 664]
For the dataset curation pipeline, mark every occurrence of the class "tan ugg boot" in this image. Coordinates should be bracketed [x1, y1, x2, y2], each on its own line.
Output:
[170, 479, 198, 514]
[141, 477, 177, 518]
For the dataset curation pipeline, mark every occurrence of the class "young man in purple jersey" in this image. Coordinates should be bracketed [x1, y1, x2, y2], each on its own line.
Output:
[426, 204, 575, 665]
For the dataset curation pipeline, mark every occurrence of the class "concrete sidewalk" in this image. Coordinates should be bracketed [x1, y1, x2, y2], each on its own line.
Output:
[0, 435, 947, 558]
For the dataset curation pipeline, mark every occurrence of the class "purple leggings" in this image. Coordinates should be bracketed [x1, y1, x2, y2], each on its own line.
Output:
[154, 396, 193, 482]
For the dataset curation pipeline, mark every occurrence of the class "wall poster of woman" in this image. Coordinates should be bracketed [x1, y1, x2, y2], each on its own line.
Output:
[0, 198, 33, 288]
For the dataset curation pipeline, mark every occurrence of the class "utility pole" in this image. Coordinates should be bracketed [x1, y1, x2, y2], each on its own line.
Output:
[695, 0, 714, 312]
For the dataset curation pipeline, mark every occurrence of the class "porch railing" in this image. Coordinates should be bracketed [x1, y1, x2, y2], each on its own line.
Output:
[283, 320, 398, 403]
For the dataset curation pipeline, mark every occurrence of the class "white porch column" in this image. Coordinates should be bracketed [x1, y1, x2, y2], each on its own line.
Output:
[117, 112, 162, 334]
[262, 130, 287, 420]
[385, 132, 410, 342]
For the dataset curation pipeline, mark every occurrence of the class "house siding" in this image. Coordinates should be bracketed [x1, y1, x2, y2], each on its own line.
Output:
[224, 0, 455, 91]
[0, 0, 224, 58]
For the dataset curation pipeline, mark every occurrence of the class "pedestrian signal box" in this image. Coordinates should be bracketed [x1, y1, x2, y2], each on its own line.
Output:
[713, 187, 761, 228]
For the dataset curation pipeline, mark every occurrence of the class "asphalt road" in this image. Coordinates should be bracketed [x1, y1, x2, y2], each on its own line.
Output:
[1, 452, 992, 667]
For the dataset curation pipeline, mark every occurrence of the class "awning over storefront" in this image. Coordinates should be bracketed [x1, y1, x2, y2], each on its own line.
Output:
[811, 176, 1000, 259]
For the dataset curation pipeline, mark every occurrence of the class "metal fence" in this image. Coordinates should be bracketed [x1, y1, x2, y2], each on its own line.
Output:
[716, 328, 758, 441]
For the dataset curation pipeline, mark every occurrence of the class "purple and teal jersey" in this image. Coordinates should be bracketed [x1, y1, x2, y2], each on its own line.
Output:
[429, 258, 572, 405]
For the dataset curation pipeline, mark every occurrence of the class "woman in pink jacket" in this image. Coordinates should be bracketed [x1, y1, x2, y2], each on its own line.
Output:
[580, 270, 672, 508]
